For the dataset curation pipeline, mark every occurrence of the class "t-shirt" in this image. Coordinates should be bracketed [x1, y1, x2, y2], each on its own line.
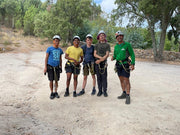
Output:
[65, 46, 83, 63]
[46, 46, 63, 67]
[113, 42, 135, 65]
[94, 42, 111, 58]
[81, 44, 95, 64]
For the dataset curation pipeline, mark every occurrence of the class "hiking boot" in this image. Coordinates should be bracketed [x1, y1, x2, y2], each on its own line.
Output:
[64, 91, 69, 97]
[104, 91, 108, 97]
[91, 89, 96, 95]
[97, 91, 103, 97]
[50, 92, 55, 99]
[77, 90, 85, 96]
[117, 92, 126, 99]
[54, 92, 60, 98]
[125, 95, 130, 104]
[73, 91, 77, 97]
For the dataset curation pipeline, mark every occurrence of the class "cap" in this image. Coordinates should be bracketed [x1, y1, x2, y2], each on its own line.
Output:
[53, 35, 61, 40]
[86, 34, 93, 38]
[97, 30, 106, 40]
[73, 35, 80, 41]
[115, 31, 124, 38]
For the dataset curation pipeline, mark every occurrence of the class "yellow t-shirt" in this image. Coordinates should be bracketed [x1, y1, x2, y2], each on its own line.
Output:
[65, 46, 83, 62]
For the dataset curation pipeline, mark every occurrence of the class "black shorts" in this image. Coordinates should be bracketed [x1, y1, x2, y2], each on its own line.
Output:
[65, 61, 80, 75]
[116, 62, 130, 78]
[47, 64, 60, 81]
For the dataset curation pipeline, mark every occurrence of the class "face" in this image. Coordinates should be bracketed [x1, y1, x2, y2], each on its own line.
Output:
[99, 33, 105, 42]
[73, 38, 80, 47]
[86, 38, 92, 45]
[53, 39, 60, 47]
[116, 35, 124, 43]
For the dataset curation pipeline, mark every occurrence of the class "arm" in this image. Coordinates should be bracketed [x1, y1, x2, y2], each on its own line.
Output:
[94, 50, 103, 64]
[94, 50, 103, 60]
[111, 46, 116, 61]
[128, 44, 135, 70]
[44, 53, 49, 73]
[59, 55, 62, 68]
[65, 53, 77, 63]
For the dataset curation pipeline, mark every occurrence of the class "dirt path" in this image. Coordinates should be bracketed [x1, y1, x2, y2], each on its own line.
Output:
[0, 52, 180, 135]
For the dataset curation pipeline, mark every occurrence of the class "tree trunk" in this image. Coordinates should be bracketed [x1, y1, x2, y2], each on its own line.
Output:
[1, 15, 5, 25]
[68, 30, 73, 44]
[147, 19, 158, 61]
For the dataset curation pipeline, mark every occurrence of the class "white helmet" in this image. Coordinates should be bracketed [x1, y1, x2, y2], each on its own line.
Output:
[98, 30, 105, 35]
[73, 35, 80, 41]
[86, 34, 93, 38]
[97, 30, 106, 40]
[53, 35, 61, 40]
[115, 31, 124, 38]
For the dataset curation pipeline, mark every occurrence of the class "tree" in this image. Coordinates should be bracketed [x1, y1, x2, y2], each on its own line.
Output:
[167, 7, 180, 51]
[112, 0, 180, 61]
[24, 5, 38, 35]
[54, 0, 91, 42]
[0, 0, 18, 27]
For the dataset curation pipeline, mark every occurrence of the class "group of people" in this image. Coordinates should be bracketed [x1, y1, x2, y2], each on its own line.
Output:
[44, 30, 135, 104]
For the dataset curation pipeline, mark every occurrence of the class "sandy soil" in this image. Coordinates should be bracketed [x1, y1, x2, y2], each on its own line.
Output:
[0, 51, 180, 135]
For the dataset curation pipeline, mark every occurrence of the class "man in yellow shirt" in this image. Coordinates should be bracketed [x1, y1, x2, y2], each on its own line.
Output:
[64, 36, 83, 97]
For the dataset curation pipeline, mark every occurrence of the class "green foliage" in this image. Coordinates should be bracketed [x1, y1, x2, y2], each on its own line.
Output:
[164, 36, 179, 52]
[15, 19, 21, 29]
[75, 20, 91, 41]
[124, 29, 145, 49]
[23, 5, 38, 35]
[54, 0, 92, 42]
[113, 0, 180, 61]
[34, 10, 60, 39]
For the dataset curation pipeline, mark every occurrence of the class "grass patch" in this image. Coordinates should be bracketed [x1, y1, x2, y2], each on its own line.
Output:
[3, 41, 12, 46]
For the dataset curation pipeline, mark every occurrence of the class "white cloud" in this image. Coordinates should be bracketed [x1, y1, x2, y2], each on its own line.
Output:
[100, 0, 117, 14]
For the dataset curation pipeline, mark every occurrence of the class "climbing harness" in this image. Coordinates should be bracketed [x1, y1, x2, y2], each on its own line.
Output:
[66, 61, 81, 75]
[97, 61, 107, 74]
[47, 65, 61, 81]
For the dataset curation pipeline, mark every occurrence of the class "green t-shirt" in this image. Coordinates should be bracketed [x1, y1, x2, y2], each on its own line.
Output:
[94, 42, 111, 58]
[113, 42, 135, 65]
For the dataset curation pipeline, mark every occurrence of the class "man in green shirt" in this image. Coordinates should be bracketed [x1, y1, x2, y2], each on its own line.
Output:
[111, 31, 135, 104]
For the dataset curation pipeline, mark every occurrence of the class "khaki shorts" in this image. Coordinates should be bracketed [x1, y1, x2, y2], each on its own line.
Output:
[83, 63, 95, 76]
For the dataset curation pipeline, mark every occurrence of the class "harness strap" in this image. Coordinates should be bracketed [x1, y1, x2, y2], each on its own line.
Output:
[48, 65, 59, 81]
[97, 61, 107, 74]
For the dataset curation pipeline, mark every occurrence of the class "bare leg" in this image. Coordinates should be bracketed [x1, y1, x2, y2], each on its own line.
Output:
[54, 81, 58, 92]
[73, 74, 78, 91]
[92, 75, 96, 88]
[49, 81, 53, 93]
[82, 76, 87, 89]
[66, 73, 72, 88]
[119, 76, 125, 91]
[124, 77, 130, 94]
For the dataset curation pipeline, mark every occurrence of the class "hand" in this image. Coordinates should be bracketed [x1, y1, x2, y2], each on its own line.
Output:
[95, 60, 101, 64]
[111, 56, 114, 61]
[59, 67, 62, 73]
[130, 65, 135, 70]
[74, 61, 80, 66]
[100, 57, 105, 62]
[44, 67, 47, 75]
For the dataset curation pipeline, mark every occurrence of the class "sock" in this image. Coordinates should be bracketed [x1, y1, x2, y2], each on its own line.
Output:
[66, 88, 69, 92]
[93, 86, 95, 90]
[126, 94, 130, 96]
[123, 91, 126, 94]
[82, 89, 84, 91]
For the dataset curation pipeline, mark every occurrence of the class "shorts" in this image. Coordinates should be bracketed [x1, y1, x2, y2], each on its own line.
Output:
[65, 61, 80, 75]
[115, 62, 130, 78]
[47, 64, 60, 81]
[83, 63, 95, 76]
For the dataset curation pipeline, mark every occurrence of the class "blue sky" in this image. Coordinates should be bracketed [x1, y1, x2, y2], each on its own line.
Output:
[41, 0, 116, 14]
